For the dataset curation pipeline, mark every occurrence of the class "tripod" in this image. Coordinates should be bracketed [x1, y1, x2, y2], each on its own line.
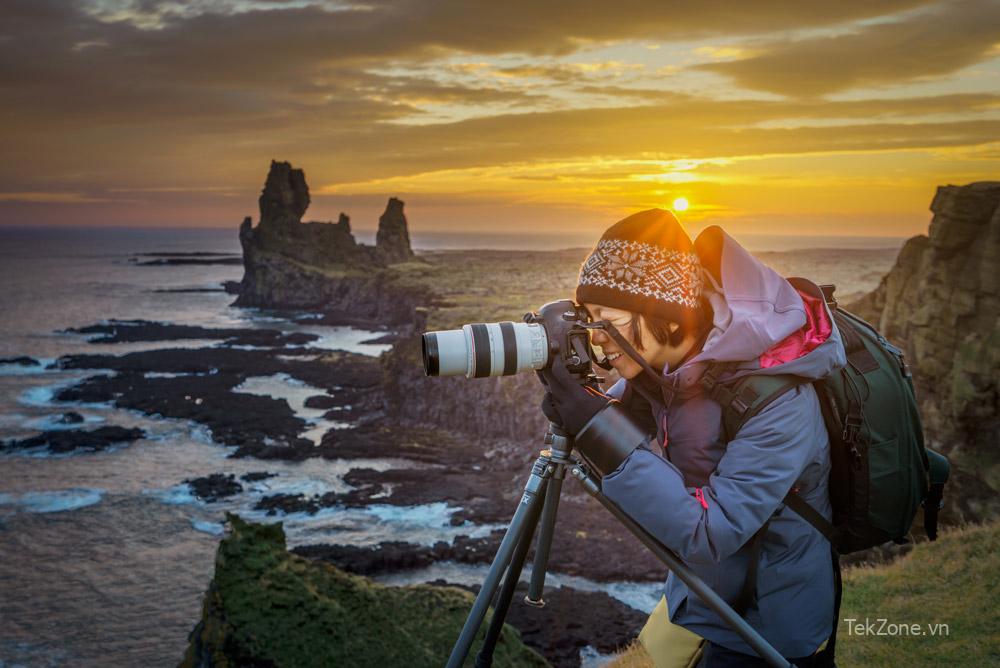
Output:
[445, 425, 797, 668]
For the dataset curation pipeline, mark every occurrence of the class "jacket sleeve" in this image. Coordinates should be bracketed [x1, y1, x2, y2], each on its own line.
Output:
[600, 384, 824, 565]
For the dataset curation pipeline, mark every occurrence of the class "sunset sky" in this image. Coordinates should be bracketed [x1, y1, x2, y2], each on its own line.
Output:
[2, 0, 999, 238]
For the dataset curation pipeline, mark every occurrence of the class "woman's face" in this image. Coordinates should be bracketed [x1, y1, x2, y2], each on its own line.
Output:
[582, 302, 675, 380]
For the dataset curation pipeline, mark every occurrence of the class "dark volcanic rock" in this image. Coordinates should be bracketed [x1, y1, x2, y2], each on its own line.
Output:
[294, 534, 504, 575]
[234, 161, 429, 326]
[359, 332, 401, 344]
[394, 577, 645, 668]
[504, 584, 645, 668]
[0, 356, 40, 366]
[254, 493, 322, 515]
[240, 471, 276, 483]
[376, 197, 415, 264]
[134, 257, 242, 266]
[303, 394, 338, 409]
[56, 412, 85, 424]
[53, 346, 382, 460]
[56, 371, 311, 460]
[64, 320, 318, 347]
[186, 473, 244, 502]
[3, 426, 145, 454]
[259, 160, 310, 227]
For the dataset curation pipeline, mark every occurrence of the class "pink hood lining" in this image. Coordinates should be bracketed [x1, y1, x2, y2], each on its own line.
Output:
[758, 288, 832, 369]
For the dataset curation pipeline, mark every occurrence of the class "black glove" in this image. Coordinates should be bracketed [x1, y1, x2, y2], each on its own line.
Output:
[538, 360, 613, 435]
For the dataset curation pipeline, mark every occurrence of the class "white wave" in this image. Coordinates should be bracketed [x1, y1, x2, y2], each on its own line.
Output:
[374, 561, 663, 613]
[25, 413, 106, 431]
[191, 519, 225, 536]
[0, 358, 55, 376]
[0, 488, 104, 514]
[252, 502, 504, 549]
[18, 375, 113, 409]
[145, 484, 200, 506]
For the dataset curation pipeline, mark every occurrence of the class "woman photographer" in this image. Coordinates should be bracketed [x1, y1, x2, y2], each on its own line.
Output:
[539, 209, 844, 668]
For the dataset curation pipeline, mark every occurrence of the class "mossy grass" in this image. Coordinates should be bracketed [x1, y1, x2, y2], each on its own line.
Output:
[180, 514, 549, 668]
[605, 521, 1000, 668]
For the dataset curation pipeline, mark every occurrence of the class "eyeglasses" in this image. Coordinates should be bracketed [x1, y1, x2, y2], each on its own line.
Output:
[587, 310, 635, 342]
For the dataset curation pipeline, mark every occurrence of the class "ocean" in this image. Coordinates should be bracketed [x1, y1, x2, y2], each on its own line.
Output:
[0, 226, 903, 667]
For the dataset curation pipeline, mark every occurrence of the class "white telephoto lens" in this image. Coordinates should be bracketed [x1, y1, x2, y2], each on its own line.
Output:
[422, 322, 548, 378]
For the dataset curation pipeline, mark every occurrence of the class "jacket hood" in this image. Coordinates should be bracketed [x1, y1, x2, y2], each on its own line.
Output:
[660, 226, 845, 390]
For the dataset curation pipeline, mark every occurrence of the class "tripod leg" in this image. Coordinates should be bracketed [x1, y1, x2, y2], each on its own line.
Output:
[474, 476, 546, 668]
[525, 462, 565, 606]
[570, 467, 796, 668]
[445, 457, 551, 668]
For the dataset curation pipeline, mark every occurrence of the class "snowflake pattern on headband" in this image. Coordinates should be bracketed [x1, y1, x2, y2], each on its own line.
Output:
[579, 239, 702, 308]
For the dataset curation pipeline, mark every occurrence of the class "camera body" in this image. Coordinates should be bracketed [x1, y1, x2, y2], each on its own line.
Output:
[422, 299, 605, 379]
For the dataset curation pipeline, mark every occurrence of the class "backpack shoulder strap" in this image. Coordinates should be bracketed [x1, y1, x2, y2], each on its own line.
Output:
[783, 491, 839, 543]
[702, 363, 805, 441]
[704, 364, 842, 543]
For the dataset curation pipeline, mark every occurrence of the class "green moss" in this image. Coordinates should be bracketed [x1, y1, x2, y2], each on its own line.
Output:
[837, 522, 1000, 667]
[180, 515, 548, 668]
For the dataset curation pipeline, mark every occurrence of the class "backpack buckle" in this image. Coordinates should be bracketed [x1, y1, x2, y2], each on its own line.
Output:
[842, 413, 862, 444]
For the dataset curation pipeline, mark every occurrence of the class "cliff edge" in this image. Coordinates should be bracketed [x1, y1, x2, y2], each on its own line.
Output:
[847, 184, 999, 461]
[847, 181, 1000, 519]
[180, 515, 547, 668]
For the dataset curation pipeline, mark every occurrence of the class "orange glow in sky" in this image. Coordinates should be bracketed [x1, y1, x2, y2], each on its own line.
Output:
[1, 1, 998, 238]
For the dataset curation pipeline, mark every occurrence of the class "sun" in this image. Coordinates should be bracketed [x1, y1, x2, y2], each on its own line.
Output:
[672, 197, 689, 212]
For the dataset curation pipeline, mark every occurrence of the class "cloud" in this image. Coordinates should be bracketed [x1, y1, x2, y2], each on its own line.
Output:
[697, 0, 1000, 96]
[1, 0, 996, 231]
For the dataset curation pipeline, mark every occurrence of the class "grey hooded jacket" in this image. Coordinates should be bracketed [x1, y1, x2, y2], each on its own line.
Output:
[601, 226, 846, 657]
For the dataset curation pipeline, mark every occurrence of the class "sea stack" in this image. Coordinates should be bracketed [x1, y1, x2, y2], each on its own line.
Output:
[234, 160, 426, 324]
[376, 197, 415, 264]
[258, 160, 309, 228]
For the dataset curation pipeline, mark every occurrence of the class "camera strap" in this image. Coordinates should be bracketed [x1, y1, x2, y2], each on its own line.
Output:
[596, 322, 680, 399]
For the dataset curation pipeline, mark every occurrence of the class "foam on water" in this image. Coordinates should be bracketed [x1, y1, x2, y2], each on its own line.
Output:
[291, 326, 393, 356]
[26, 413, 106, 431]
[144, 370, 214, 379]
[148, 484, 201, 506]
[0, 358, 55, 376]
[248, 502, 505, 548]
[0, 488, 104, 514]
[18, 374, 112, 409]
[191, 519, 225, 536]
[374, 561, 663, 613]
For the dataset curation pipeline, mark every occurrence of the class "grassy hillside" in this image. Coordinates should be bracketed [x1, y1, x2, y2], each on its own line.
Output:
[180, 515, 548, 668]
[606, 521, 1000, 668]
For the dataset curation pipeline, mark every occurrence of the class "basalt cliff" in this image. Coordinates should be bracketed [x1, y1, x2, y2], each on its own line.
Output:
[235, 161, 425, 327]
[848, 181, 1000, 522]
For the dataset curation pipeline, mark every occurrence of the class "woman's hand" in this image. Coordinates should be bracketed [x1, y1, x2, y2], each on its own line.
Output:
[538, 360, 613, 435]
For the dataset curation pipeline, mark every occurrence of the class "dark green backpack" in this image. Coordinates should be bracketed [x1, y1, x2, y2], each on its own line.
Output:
[702, 282, 951, 555]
